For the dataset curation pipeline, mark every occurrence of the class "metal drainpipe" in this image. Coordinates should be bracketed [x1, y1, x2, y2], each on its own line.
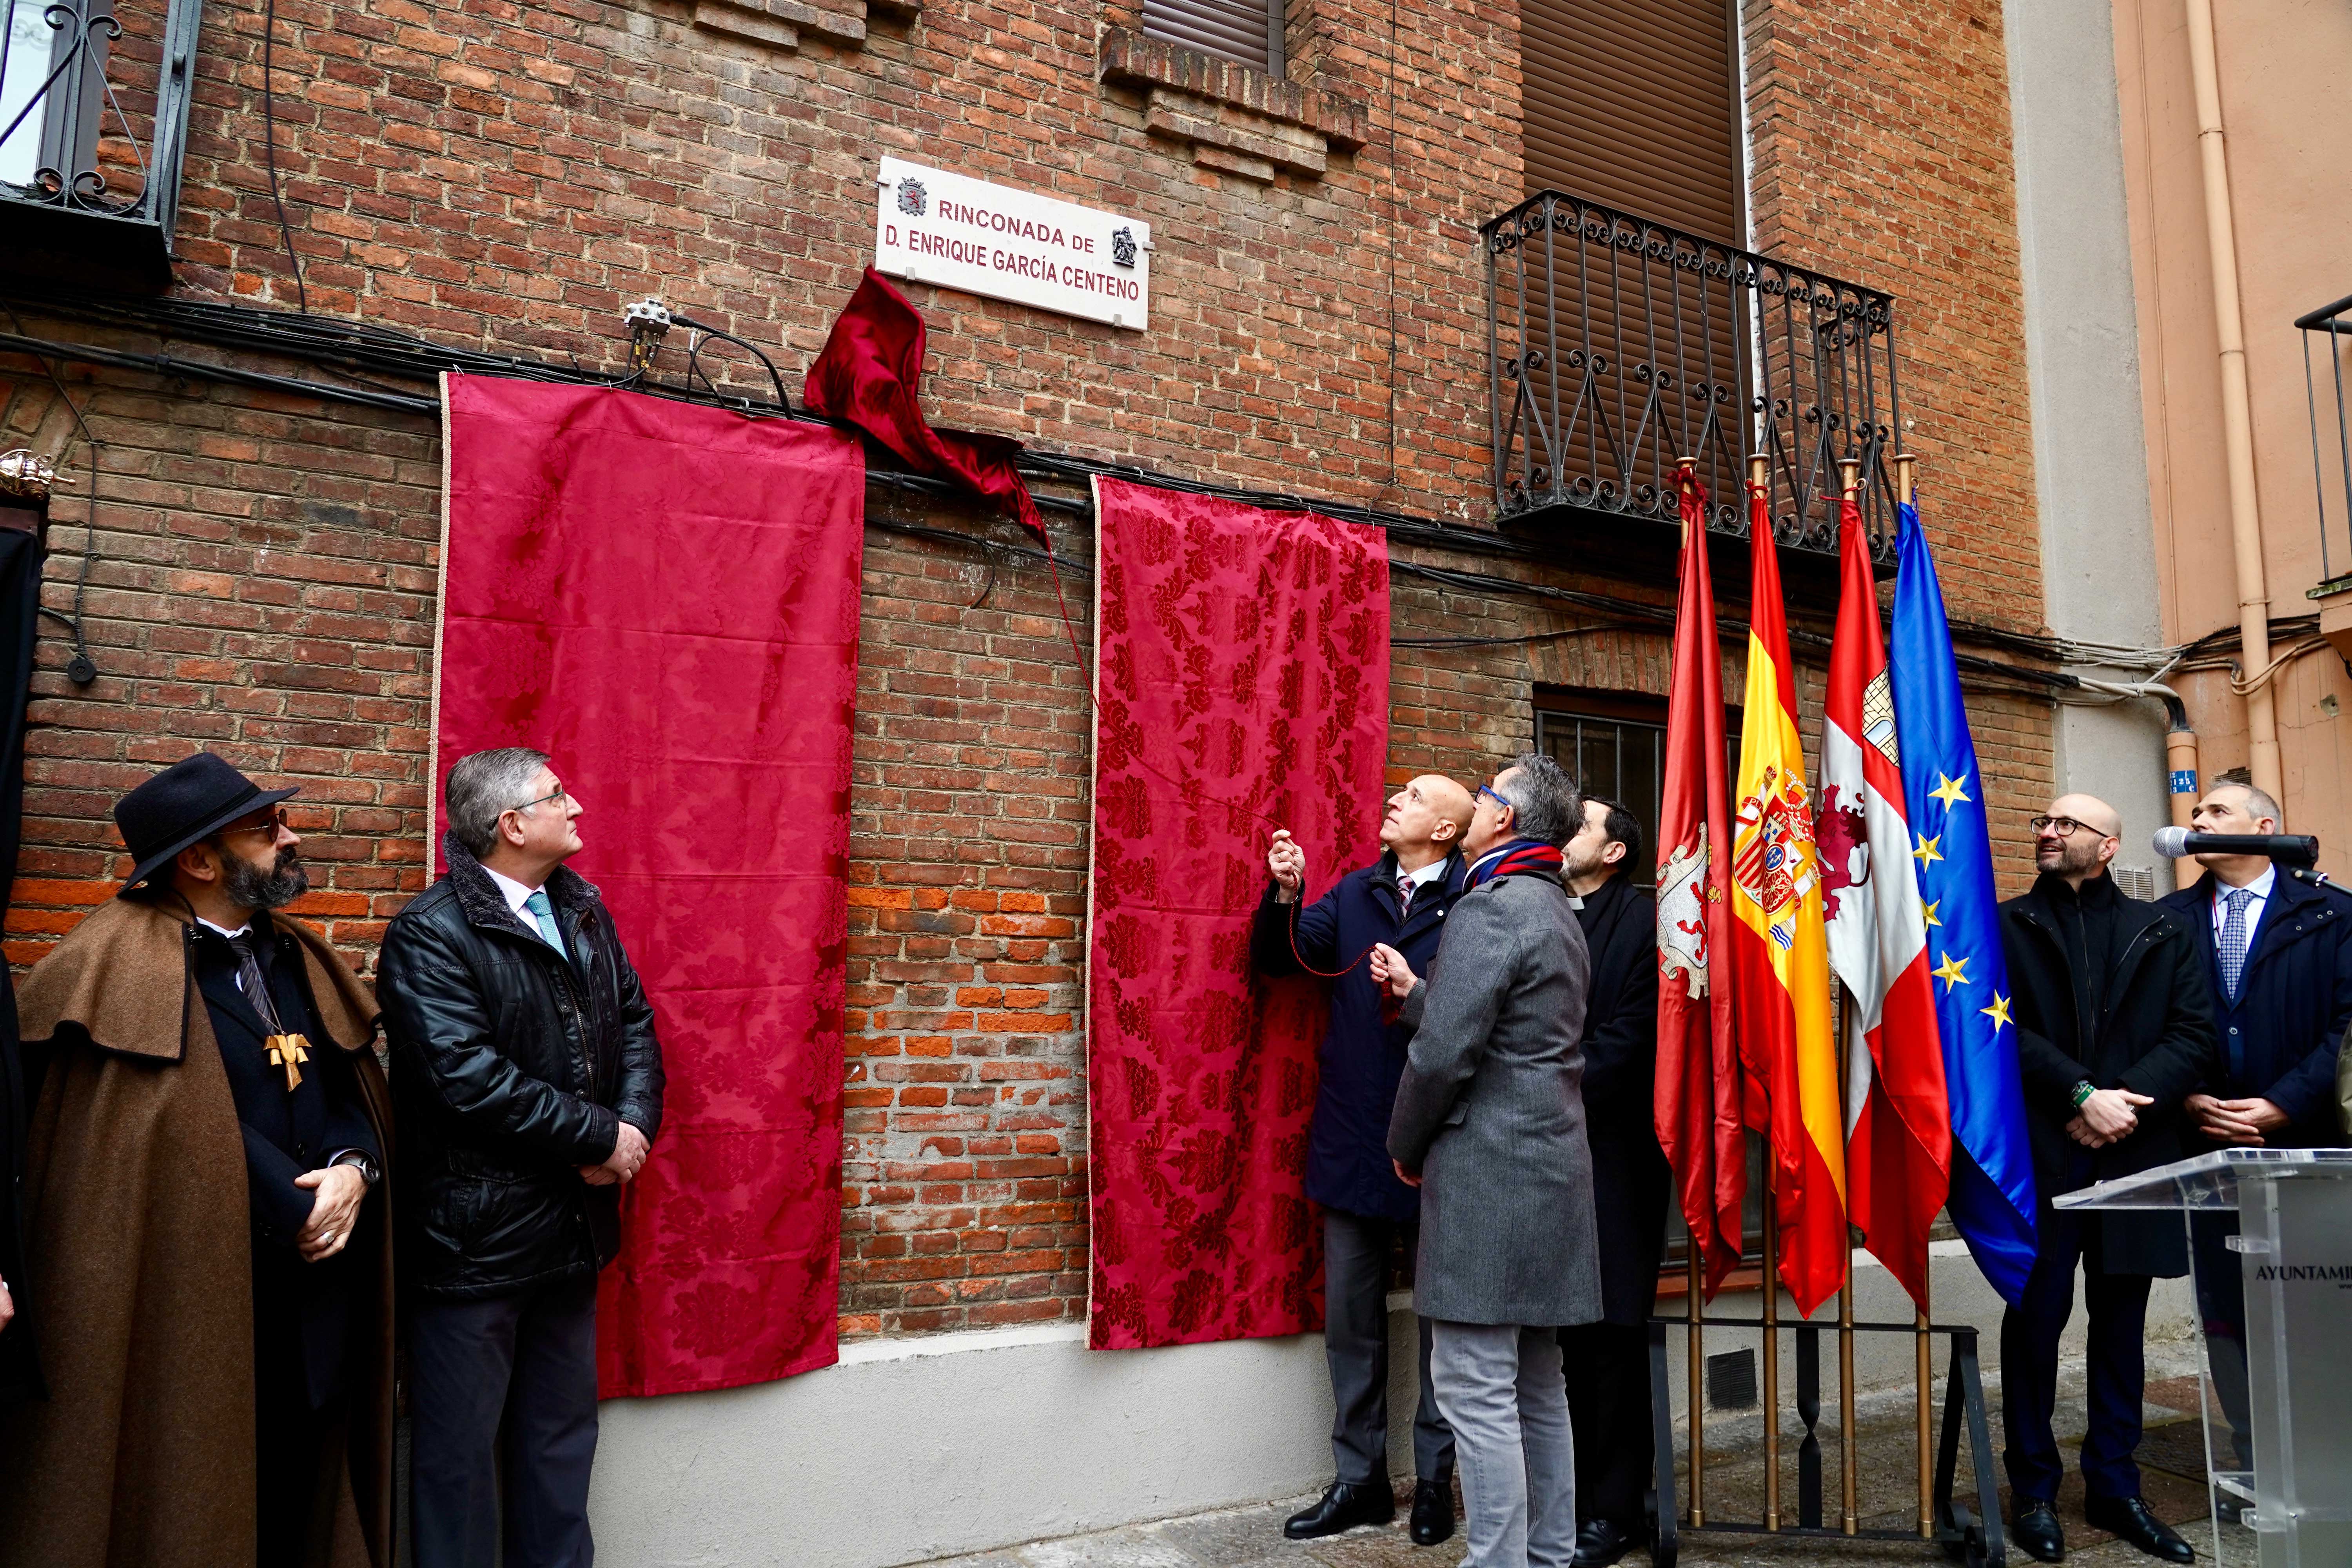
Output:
[2185, 0, 2285, 800]
[2163, 692, 2202, 891]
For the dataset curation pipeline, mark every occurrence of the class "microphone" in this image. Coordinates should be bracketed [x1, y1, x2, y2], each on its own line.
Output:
[2152, 827, 2320, 868]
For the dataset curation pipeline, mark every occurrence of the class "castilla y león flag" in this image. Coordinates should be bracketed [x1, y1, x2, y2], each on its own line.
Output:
[1821, 491, 1949, 1313]
[1730, 479, 1845, 1316]
[1655, 465, 1746, 1295]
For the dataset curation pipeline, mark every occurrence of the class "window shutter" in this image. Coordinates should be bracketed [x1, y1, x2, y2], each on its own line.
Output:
[1519, 0, 1742, 245]
[1143, 0, 1282, 78]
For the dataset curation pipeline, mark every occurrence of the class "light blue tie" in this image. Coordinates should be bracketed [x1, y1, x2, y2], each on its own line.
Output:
[2218, 886, 2254, 1003]
[523, 888, 569, 961]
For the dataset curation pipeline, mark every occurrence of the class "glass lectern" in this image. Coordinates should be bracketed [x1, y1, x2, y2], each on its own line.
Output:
[2054, 1147, 2352, 1567]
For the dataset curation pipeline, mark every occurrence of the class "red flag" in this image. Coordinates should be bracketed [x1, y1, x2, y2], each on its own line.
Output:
[1822, 490, 1950, 1310]
[1655, 465, 1746, 1294]
[804, 266, 1043, 535]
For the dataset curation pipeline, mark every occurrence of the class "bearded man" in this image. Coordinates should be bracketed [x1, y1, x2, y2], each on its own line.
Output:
[0, 753, 393, 1568]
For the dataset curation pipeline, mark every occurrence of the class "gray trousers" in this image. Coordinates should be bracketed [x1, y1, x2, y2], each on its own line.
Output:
[1430, 1321, 1576, 1568]
[1325, 1208, 1454, 1484]
[408, 1274, 601, 1568]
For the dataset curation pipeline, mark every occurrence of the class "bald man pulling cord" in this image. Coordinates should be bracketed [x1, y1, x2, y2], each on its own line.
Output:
[1254, 773, 1477, 1546]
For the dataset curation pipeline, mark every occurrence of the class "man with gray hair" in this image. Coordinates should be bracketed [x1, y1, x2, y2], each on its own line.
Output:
[2156, 775, 2352, 1500]
[378, 748, 664, 1567]
[1372, 752, 1602, 1568]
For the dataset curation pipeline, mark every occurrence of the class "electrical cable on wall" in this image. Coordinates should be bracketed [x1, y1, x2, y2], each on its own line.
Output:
[2, 305, 101, 685]
[261, 0, 308, 313]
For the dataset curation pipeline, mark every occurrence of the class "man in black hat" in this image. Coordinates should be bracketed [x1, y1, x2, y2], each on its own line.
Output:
[0, 752, 396, 1568]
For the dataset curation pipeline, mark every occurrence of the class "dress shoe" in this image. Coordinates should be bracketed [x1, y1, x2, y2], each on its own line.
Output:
[1572, 1517, 1641, 1567]
[1283, 1480, 1396, 1540]
[2084, 1494, 2194, 1563]
[1408, 1477, 1455, 1545]
[2011, 1498, 2066, 1563]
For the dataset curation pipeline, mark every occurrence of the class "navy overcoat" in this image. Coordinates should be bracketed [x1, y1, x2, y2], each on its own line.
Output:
[2157, 868, 2352, 1148]
[1252, 846, 1467, 1223]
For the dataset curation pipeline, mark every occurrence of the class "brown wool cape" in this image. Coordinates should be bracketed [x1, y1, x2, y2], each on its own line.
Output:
[0, 895, 394, 1568]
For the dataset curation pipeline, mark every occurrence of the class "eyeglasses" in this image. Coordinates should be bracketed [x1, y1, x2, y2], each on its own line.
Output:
[1476, 784, 1514, 817]
[2029, 815, 2109, 839]
[507, 784, 568, 816]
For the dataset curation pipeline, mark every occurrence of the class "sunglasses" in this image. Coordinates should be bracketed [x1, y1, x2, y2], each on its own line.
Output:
[217, 807, 298, 839]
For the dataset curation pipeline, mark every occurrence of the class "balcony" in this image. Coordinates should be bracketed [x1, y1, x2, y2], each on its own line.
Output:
[1483, 191, 1903, 584]
[0, 0, 202, 291]
[2298, 293, 2352, 657]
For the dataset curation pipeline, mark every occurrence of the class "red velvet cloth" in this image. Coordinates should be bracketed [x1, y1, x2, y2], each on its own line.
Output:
[1086, 477, 1390, 1350]
[436, 374, 865, 1396]
[804, 266, 1043, 536]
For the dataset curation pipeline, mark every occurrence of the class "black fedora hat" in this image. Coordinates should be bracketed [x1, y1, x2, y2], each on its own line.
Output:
[115, 752, 301, 892]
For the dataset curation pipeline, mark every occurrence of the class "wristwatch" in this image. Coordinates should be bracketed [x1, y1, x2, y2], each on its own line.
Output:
[2069, 1080, 2097, 1109]
[328, 1149, 382, 1187]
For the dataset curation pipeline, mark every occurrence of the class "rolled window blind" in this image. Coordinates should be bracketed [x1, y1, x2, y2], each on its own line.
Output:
[1143, 0, 1281, 77]
[1519, 0, 1741, 245]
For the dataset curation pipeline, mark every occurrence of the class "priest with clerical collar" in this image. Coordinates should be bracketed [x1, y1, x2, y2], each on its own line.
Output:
[0, 752, 392, 1568]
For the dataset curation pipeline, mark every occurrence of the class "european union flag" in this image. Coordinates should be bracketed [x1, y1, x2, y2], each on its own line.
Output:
[1888, 499, 2038, 1305]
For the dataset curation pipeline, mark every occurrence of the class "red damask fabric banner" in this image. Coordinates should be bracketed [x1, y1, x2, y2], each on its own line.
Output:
[437, 375, 864, 1396]
[1086, 477, 1390, 1350]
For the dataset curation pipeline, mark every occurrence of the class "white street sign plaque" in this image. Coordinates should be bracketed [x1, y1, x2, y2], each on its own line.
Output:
[873, 156, 1151, 331]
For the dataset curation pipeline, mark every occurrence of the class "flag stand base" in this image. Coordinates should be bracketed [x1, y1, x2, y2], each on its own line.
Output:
[1646, 1317, 2005, 1568]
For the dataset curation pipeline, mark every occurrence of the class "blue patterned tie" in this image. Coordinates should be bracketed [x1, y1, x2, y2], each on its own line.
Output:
[523, 888, 569, 960]
[2218, 886, 2254, 1002]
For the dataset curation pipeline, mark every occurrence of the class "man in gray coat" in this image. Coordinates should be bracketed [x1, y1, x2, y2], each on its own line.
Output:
[1376, 751, 1602, 1568]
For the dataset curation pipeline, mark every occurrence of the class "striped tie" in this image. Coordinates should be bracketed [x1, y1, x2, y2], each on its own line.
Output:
[1396, 871, 1415, 917]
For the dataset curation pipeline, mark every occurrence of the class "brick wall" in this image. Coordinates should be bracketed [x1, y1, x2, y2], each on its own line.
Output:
[2, 0, 2056, 1339]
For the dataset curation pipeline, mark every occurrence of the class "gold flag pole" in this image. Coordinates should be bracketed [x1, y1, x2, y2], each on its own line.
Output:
[1689, 1247, 1707, 1528]
[1836, 457, 1862, 1537]
[1747, 451, 1780, 1534]
[1896, 450, 1935, 1540]
[1761, 1176, 1780, 1530]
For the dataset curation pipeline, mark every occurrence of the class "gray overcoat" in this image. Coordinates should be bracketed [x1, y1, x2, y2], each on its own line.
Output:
[1386, 868, 1603, 1328]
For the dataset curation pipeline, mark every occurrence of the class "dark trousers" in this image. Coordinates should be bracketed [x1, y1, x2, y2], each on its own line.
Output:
[254, 1285, 341, 1568]
[409, 1274, 601, 1568]
[1560, 1321, 1651, 1527]
[2000, 1205, 2153, 1503]
[1325, 1207, 1453, 1484]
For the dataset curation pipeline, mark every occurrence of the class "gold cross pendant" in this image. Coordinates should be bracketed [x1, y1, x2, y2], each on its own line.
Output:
[265, 1033, 311, 1091]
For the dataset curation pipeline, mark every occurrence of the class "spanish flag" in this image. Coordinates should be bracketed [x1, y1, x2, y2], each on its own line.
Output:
[1729, 479, 1846, 1316]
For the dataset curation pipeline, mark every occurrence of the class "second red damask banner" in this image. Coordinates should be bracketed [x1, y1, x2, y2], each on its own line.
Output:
[1085, 477, 1390, 1350]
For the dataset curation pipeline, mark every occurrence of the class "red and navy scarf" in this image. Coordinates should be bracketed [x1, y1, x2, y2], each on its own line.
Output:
[1466, 838, 1564, 889]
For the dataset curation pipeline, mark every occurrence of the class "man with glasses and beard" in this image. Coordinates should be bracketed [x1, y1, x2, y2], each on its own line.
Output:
[0, 753, 394, 1568]
[1996, 794, 2215, 1565]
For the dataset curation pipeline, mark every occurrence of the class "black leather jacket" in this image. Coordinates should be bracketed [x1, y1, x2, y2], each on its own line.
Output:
[377, 835, 664, 1300]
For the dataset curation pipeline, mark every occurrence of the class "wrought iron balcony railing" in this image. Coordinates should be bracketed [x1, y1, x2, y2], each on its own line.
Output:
[1483, 191, 1902, 568]
[2301, 293, 2352, 585]
[0, 0, 201, 289]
